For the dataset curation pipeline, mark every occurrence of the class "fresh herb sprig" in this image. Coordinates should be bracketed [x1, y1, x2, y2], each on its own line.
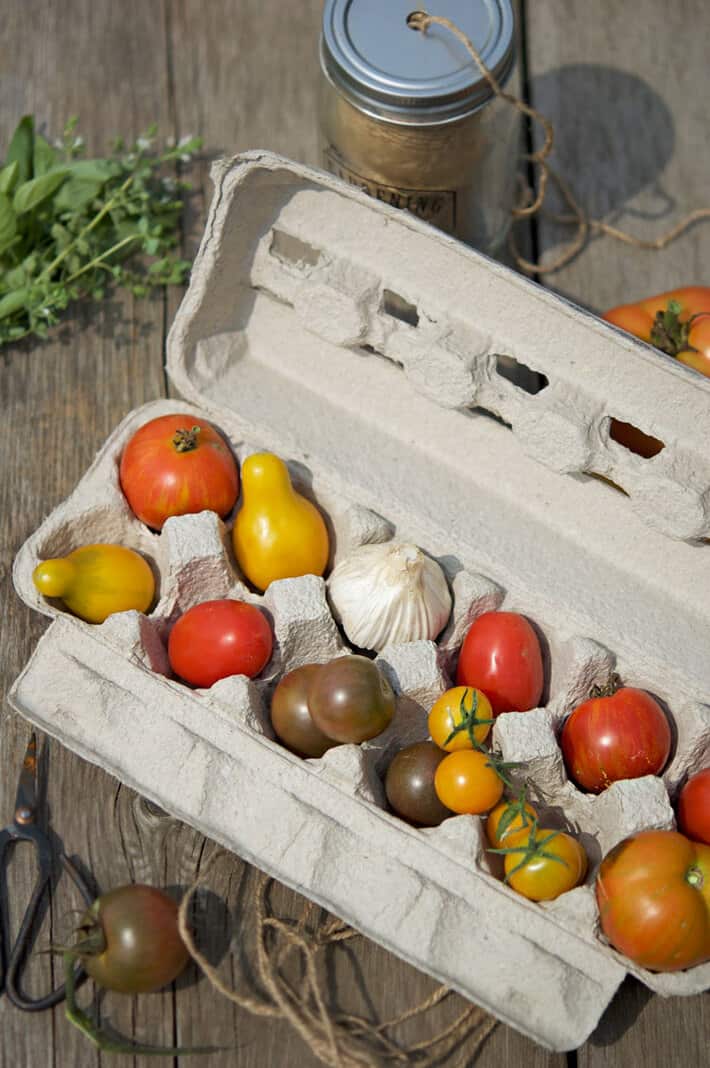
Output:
[0, 115, 201, 346]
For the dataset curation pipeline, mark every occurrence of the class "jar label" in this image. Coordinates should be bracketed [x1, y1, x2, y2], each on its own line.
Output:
[323, 148, 456, 232]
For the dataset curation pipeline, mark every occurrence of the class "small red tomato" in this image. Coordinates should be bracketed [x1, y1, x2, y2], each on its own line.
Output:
[456, 611, 544, 716]
[168, 599, 272, 687]
[560, 686, 671, 793]
[677, 768, 710, 845]
[120, 413, 239, 530]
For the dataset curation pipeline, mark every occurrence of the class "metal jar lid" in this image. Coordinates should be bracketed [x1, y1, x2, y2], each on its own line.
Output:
[321, 0, 516, 125]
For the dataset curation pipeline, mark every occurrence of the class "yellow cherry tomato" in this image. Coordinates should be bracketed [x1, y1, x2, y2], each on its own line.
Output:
[32, 544, 155, 623]
[434, 750, 504, 815]
[500, 826, 588, 901]
[233, 453, 330, 591]
[428, 686, 493, 752]
[486, 798, 538, 849]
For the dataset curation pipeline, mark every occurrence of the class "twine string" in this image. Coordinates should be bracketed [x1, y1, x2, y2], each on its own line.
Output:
[407, 10, 710, 273]
[178, 866, 497, 1068]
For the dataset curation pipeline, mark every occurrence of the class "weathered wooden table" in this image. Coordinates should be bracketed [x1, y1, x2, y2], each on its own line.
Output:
[1, 2, 707, 1065]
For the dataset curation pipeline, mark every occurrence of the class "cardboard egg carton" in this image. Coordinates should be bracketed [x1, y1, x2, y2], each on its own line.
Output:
[10, 153, 710, 1050]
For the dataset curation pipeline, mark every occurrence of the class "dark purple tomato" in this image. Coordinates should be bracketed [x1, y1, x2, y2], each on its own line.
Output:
[385, 742, 452, 827]
[270, 663, 338, 758]
[78, 885, 189, 994]
[309, 655, 395, 744]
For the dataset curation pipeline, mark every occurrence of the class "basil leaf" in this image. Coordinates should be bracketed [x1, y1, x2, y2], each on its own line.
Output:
[33, 132, 58, 176]
[0, 287, 30, 320]
[53, 158, 117, 182]
[13, 170, 67, 215]
[0, 193, 17, 247]
[5, 115, 34, 183]
[54, 177, 102, 213]
[0, 160, 19, 195]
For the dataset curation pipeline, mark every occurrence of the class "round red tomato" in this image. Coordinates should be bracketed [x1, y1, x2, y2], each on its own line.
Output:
[168, 599, 272, 687]
[560, 686, 671, 793]
[596, 830, 710, 971]
[677, 768, 710, 845]
[456, 612, 544, 716]
[119, 413, 239, 530]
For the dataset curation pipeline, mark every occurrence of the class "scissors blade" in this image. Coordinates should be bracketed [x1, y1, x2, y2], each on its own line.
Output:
[13, 734, 38, 826]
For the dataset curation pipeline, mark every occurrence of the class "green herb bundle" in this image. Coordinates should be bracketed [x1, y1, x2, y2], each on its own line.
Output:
[0, 116, 201, 346]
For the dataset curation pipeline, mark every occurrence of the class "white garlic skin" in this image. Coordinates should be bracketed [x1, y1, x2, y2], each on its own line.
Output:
[327, 542, 452, 652]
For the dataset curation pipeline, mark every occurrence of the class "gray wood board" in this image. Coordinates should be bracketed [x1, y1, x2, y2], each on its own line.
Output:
[0, 1, 705, 1065]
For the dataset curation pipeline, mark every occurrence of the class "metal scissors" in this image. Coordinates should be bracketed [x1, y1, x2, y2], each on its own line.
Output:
[0, 733, 94, 1011]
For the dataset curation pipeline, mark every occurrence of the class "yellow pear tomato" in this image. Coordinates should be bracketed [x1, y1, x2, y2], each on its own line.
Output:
[233, 453, 329, 591]
[32, 544, 155, 623]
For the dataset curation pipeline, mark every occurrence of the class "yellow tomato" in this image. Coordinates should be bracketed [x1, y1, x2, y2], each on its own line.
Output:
[428, 686, 493, 751]
[32, 544, 155, 623]
[433, 750, 504, 815]
[486, 798, 538, 849]
[233, 453, 329, 591]
[500, 826, 588, 902]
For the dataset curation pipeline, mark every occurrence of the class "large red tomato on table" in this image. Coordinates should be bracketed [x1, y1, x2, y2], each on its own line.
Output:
[456, 611, 544, 716]
[560, 686, 671, 793]
[596, 829, 710, 971]
[677, 768, 710, 845]
[119, 413, 239, 530]
[168, 599, 272, 688]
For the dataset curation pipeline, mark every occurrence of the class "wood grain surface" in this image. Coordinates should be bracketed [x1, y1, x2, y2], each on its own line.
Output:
[0, 2, 707, 1066]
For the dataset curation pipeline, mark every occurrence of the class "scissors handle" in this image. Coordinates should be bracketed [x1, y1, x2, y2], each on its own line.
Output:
[1, 830, 94, 1012]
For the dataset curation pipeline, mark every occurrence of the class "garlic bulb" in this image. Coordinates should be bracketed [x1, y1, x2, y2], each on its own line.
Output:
[327, 542, 452, 652]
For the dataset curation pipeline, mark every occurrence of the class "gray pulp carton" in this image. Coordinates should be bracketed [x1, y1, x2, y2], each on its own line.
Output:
[10, 152, 710, 1051]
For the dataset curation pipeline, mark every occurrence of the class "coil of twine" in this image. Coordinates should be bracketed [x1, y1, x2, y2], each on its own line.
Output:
[178, 861, 498, 1068]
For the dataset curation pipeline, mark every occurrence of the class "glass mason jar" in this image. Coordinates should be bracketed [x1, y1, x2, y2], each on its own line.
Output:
[319, 0, 520, 255]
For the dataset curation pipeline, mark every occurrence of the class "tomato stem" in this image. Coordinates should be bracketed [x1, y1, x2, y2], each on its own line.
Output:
[649, 299, 701, 358]
[589, 673, 622, 700]
[172, 425, 202, 453]
[686, 865, 705, 890]
[444, 688, 494, 750]
[62, 950, 222, 1055]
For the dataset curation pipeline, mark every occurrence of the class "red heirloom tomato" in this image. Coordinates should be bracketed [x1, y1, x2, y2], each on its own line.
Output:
[456, 612, 544, 716]
[119, 413, 239, 530]
[596, 830, 710, 971]
[677, 768, 710, 845]
[560, 685, 671, 793]
[168, 599, 272, 688]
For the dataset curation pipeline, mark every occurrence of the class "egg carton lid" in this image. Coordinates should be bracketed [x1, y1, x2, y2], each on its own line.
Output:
[166, 149, 710, 708]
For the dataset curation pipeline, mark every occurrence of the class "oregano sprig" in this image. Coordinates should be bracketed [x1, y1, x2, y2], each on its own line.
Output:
[0, 115, 201, 346]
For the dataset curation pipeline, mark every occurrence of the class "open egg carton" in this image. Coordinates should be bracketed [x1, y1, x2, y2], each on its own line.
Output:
[10, 152, 710, 1051]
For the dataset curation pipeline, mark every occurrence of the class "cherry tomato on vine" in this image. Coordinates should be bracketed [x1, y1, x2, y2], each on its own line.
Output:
[560, 686, 671, 793]
[270, 663, 337, 758]
[428, 686, 493, 752]
[676, 769, 710, 846]
[596, 830, 710, 971]
[434, 750, 504, 815]
[456, 612, 544, 716]
[168, 599, 273, 687]
[119, 413, 239, 531]
[76, 885, 188, 994]
[499, 826, 587, 902]
[385, 742, 452, 827]
[486, 797, 538, 849]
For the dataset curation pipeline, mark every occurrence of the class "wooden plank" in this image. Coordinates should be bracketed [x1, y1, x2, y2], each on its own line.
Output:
[0, 1, 170, 1064]
[524, 1, 710, 1065]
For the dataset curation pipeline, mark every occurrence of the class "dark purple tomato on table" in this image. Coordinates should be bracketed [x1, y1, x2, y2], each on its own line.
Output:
[385, 741, 452, 827]
[456, 611, 544, 716]
[270, 663, 338, 758]
[77, 885, 189, 994]
[309, 655, 395, 744]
